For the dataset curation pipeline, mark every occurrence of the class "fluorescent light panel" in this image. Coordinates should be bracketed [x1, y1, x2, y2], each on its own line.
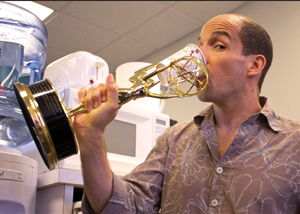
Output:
[5, 1, 54, 21]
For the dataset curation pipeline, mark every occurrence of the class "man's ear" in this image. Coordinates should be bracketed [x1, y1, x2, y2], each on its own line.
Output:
[247, 54, 266, 77]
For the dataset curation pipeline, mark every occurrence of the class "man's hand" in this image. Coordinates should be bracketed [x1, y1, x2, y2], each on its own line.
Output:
[73, 73, 119, 135]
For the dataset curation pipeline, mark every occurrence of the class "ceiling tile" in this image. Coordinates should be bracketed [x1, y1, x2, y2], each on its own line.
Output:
[45, 13, 120, 53]
[61, 1, 167, 34]
[34, 1, 70, 11]
[95, 38, 155, 74]
[160, 1, 179, 6]
[173, 1, 249, 22]
[126, 8, 202, 49]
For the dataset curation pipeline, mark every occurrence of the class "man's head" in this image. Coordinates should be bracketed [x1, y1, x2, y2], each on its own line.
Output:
[197, 14, 273, 103]
[237, 14, 273, 92]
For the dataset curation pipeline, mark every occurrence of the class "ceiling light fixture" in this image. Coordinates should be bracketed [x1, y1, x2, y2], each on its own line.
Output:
[5, 1, 54, 21]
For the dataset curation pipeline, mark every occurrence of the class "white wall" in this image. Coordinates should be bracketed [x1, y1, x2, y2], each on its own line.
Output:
[142, 1, 300, 123]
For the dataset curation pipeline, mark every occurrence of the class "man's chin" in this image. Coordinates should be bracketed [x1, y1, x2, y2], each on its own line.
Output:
[198, 89, 216, 102]
[197, 93, 210, 102]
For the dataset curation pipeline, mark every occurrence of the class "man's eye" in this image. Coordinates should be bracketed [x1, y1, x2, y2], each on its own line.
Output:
[216, 45, 226, 50]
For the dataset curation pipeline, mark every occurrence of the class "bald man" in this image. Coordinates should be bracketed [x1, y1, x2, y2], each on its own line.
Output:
[75, 14, 300, 213]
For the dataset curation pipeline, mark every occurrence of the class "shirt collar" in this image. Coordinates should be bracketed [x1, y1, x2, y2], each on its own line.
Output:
[193, 96, 283, 132]
[259, 96, 282, 132]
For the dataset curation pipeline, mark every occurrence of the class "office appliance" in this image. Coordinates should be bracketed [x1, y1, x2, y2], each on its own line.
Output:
[0, 2, 48, 213]
[58, 104, 169, 176]
[43, 51, 109, 92]
[0, 146, 38, 214]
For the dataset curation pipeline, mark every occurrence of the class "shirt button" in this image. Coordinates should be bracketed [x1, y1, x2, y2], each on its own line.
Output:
[216, 167, 223, 174]
[211, 199, 218, 207]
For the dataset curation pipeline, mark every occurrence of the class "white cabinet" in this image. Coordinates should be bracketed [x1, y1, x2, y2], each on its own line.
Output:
[35, 168, 84, 214]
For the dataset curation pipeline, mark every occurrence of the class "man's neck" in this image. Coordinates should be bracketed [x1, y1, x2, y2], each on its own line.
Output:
[212, 95, 262, 158]
[213, 95, 262, 130]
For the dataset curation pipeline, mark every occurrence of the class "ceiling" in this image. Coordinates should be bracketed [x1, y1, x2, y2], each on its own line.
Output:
[34, 1, 250, 76]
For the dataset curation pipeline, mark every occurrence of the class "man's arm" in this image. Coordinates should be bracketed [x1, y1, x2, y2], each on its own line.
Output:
[82, 133, 168, 214]
[73, 74, 119, 213]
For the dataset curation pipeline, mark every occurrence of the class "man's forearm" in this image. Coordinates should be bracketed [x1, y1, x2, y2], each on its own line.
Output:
[78, 131, 113, 213]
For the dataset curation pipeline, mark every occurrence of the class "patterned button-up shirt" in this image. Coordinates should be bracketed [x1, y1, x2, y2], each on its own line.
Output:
[82, 97, 300, 214]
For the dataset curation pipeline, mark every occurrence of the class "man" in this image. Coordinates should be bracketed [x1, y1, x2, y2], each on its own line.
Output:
[74, 13, 300, 213]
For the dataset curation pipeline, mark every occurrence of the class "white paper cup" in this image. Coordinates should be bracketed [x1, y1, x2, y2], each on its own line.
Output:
[156, 44, 206, 87]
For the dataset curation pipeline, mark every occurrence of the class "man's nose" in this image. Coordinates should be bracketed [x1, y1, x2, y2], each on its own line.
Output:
[199, 46, 208, 64]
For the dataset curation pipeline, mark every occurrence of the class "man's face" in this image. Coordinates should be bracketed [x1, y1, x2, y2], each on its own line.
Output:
[197, 15, 252, 104]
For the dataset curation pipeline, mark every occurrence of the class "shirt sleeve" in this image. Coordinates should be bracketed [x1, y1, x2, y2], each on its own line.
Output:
[81, 131, 170, 214]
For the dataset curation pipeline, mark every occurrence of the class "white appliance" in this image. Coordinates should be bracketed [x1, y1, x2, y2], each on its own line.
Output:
[59, 104, 169, 176]
[0, 147, 37, 214]
[43, 51, 109, 92]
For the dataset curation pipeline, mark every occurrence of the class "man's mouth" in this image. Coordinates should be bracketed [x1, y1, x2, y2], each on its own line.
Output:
[196, 71, 207, 83]
[192, 71, 207, 89]
[197, 73, 206, 82]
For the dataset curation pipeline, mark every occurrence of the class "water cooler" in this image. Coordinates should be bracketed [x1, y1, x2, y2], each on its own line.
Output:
[0, 2, 47, 213]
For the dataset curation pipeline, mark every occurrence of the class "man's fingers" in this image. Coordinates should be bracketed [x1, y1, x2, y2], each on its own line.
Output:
[78, 87, 87, 102]
[106, 74, 119, 109]
[85, 87, 96, 112]
[92, 83, 106, 108]
[77, 74, 118, 113]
